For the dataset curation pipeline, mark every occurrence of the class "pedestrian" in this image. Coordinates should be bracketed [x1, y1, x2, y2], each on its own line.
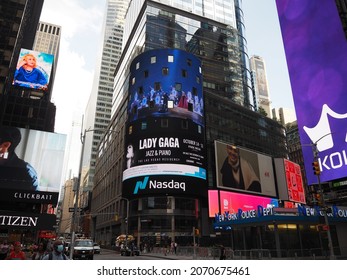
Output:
[31, 243, 48, 260]
[220, 245, 226, 260]
[6, 241, 26, 260]
[174, 242, 177, 254]
[0, 240, 9, 260]
[42, 240, 69, 260]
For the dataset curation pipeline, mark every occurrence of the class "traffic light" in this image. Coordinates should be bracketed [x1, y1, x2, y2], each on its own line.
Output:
[194, 228, 200, 236]
[312, 161, 321, 175]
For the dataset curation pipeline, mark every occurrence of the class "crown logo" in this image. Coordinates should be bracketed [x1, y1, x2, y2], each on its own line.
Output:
[303, 104, 347, 152]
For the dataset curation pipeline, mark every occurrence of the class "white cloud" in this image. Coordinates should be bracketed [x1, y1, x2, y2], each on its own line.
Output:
[39, 0, 105, 134]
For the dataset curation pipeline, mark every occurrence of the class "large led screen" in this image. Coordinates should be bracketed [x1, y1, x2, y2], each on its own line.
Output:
[276, 0, 347, 184]
[275, 158, 306, 204]
[0, 126, 66, 204]
[123, 49, 207, 197]
[12, 48, 54, 91]
[208, 190, 278, 217]
[214, 140, 276, 197]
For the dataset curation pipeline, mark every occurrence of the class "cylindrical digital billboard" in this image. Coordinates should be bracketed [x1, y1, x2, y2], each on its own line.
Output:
[122, 49, 207, 197]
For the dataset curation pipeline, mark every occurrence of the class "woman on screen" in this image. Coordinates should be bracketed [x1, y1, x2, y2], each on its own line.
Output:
[13, 53, 48, 90]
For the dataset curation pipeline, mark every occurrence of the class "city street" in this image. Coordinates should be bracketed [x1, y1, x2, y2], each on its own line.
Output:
[93, 249, 191, 260]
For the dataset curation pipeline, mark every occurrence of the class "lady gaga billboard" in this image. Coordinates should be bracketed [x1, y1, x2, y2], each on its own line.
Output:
[122, 49, 207, 197]
[276, 0, 347, 185]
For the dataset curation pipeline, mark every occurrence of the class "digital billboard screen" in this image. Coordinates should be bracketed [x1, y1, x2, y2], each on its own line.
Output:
[276, 0, 347, 184]
[214, 140, 276, 197]
[12, 48, 54, 91]
[0, 126, 66, 204]
[123, 49, 207, 197]
[208, 190, 278, 217]
[275, 158, 306, 204]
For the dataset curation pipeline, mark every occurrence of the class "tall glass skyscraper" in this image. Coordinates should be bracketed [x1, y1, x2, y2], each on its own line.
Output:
[91, 0, 286, 247]
[82, 0, 130, 199]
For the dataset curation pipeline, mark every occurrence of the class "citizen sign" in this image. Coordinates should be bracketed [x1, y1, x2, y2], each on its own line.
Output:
[0, 215, 38, 227]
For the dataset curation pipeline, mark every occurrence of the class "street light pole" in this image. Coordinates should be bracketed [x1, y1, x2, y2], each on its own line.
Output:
[69, 129, 86, 259]
[312, 143, 335, 259]
[121, 198, 130, 250]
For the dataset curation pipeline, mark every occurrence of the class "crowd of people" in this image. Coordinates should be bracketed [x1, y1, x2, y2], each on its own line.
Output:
[0, 239, 69, 260]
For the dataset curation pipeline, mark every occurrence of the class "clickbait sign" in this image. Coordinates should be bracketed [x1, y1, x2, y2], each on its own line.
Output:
[215, 206, 274, 222]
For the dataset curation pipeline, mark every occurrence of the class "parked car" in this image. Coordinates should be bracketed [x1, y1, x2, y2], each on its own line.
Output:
[93, 243, 101, 254]
[72, 239, 94, 260]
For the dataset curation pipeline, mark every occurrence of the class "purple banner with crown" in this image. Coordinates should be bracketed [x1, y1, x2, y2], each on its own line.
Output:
[276, 0, 347, 185]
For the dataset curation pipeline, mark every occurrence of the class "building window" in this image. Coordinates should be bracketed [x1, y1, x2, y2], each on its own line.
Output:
[187, 59, 192, 66]
[196, 76, 200, 84]
[168, 100, 174, 109]
[129, 126, 133, 135]
[144, 70, 149, 78]
[175, 83, 182, 91]
[136, 62, 140, 69]
[168, 55, 174, 62]
[182, 69, 187, 78]
[161, 119, 168, 127]
[141, 122, 147, 130]
[192, 87, 197, 96]
[162, 67, 169, 75]
[154, 82, 161, 91]
[132, 77, 135, 85]
[151, 56, 156, 64]
[182, 120, 188, 129]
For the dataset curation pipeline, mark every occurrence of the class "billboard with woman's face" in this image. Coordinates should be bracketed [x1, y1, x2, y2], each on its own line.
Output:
[12, 48, 54, 91]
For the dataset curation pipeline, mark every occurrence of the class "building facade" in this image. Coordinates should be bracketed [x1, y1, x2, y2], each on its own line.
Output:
[249, 55, 271, 117]
[90, 0, 287, 247]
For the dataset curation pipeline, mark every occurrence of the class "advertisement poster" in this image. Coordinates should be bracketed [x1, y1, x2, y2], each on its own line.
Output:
[276, 0, 347, 184]
[0, 126, 66, 204]
[214, 140, 276, 197]
[123, 49, 207, 197]
[208, 190, 278, 217]
[12, 48, 54, 91]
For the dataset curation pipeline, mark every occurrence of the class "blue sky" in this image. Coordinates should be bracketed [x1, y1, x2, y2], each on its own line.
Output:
[242, 0, 295, 112]
[40, 0, 295, 134]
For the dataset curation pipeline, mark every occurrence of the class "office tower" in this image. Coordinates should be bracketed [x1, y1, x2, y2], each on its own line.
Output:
[90, 0, 286, 246]
[33, 21, 61, 100]
[0, 0, 44, 94]
[249, 55, 271, 117]
[81, 0, 131, 197]
[0, 0, 57, 132]
[272, 107, 296, 126]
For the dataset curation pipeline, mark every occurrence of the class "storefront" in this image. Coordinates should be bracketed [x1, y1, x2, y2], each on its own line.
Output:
[213, 205, 347, 258]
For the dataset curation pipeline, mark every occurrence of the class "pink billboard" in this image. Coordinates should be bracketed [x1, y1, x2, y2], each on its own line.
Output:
[208, 190, 278, 217]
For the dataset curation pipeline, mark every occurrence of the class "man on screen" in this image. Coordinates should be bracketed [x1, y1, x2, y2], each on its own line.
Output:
[220, 145, 261, 192]
[0, 126, 39, 191]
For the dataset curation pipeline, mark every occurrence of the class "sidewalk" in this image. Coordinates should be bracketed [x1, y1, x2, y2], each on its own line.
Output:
[142, 252, 194, 260]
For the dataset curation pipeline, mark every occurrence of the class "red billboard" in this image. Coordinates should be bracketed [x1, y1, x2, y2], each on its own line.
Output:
[274, 158, 306, 204]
